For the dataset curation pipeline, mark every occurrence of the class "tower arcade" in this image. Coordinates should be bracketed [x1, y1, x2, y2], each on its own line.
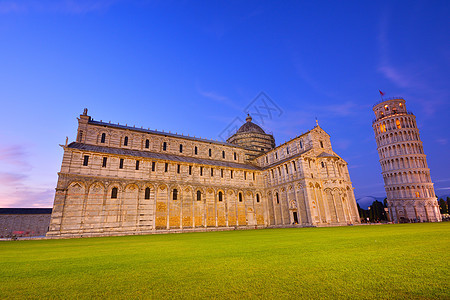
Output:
[372, 98, 441, 222]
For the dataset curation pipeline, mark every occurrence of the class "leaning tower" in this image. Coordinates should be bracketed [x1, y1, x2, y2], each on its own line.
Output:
[372, 98, 441, 222]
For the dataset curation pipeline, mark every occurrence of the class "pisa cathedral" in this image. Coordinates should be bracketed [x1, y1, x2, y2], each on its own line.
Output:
[47, 110, 360, 237]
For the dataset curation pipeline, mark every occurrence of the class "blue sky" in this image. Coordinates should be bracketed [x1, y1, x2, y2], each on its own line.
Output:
[0, 0, 449, 208]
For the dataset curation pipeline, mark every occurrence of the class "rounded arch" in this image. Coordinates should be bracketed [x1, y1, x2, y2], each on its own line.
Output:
[255, 192, 262, 203]
[217, 190, 224, 202]
[125, 183, 139, 190]
[142, 182, 155, 190]
[87, 181, 106, 192]
[158, 183, 169, 191]
[106, 181, 124, 191]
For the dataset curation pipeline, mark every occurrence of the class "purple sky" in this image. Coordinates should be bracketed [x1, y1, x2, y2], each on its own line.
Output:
[0, 0, 449, 208]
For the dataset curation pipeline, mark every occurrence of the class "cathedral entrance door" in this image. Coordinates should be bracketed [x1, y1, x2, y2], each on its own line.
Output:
[293, 212, 299, 224]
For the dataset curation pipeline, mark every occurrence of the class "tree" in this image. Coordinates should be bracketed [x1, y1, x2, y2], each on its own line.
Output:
[368, 200, 388, 222]
[438, 198, 448, 214]
[357, 203, 368, 221]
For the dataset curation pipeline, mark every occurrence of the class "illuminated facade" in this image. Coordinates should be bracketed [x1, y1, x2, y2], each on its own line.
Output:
[372, 98, 441, 222]
[47, 109, 360, 238]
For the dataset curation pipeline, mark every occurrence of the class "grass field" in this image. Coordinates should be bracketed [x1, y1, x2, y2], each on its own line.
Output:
[1, 223, 449, 299]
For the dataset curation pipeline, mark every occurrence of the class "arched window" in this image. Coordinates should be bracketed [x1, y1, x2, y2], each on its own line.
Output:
[111, 187, 118, 199]
[173, 189, 178, 200]
[145, 187, 150, 199]
[165, 163, 168, 172]
[299, 141, 303, 148]
[124, 136, 128, 146]
[234, 152, 237, 160]
[177, 164, 180, 173]
[231, 170, 233, 179]
[179, 144, 183, 153]
[222, 151, 225, 159]
[197, 190, 201, 201]
[145, 139, 150, 149]
[244, 172, 247, 180]
[256, 194, 260, 203]
[195, 146, 198, 155]
[200, 166, 203, 176]
[218, 191, 223, 202]
[209, 149, 212, 157]
[239, 192, 243, 202]
[276, 192, 279, 204]
[320, 141, 324, 148]
[163, 142, 167, 151]
[286, 147, 289, 154]
[275, 152, 278, 159]
[101, 133, 106, 143]
[321, 162, 325, 168]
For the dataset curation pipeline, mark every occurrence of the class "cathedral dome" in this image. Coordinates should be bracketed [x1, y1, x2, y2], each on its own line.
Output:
[227, 114, 275, 160]
[236, 115, 266, 134]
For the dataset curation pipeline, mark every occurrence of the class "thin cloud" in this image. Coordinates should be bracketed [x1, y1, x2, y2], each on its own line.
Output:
[0, 186, 54, 208]
[433, 178, 450, 183]
[0, 0, 119, 14]
[0, 172, 27, 184]
[334, 139, 352, 150]
[377, 11, 447, 117]
[318, 101, 361, 117]
[196, 84, 242, 111]
[0, 145, 31, 170]
[377, 13, 412, 88]
[292, 55, 336, 99]
[436, 138, 448, 145]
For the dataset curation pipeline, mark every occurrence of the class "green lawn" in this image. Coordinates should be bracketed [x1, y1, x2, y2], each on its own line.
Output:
[1, 223, 449, 299]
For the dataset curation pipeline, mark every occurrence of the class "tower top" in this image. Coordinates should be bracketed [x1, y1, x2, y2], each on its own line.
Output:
[372, 98, 407, 121]
[246, 114, 252, 122]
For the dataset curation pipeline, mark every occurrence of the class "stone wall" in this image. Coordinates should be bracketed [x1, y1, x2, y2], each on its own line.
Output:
[0, 209, 52, 237]
[47, 111, 360, 238]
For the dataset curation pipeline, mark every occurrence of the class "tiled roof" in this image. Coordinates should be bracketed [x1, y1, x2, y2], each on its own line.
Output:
[89, 120, 241, 148]
[0, 208, 52, 215]
[68, 142, 262, 170]
[264, 149, 311, 169]
[318, 152, 338, 158]
[236, 121, 266, 134]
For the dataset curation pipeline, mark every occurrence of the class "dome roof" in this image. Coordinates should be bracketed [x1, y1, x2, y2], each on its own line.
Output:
[236, 115, 266, 134]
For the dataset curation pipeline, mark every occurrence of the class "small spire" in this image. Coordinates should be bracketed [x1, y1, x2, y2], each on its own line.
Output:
[246, 114, 252, 122]
[83, 108, 88, 115]
[315, 117, 319, 126]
